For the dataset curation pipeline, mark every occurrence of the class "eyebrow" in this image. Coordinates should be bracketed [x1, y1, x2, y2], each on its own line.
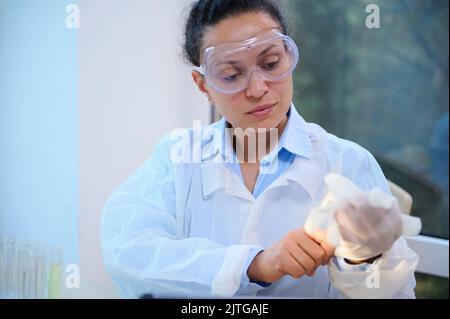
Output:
[219, 44, 278, 67]
[258, 44, 276, 57]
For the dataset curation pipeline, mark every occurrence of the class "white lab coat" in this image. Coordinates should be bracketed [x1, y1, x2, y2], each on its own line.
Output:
[101, 109, 419, 299]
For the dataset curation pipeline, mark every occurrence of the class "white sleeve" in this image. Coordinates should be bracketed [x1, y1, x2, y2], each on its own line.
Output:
[235, 247, 273, 296]
[328, 237, 418, 298]
[101, 136, 263, 298]
[327, 146, 419, 298]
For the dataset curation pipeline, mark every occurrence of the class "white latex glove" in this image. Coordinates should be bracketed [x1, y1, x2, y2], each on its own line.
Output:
[333, 192, 402, 260]
[305, 173, 422, 261]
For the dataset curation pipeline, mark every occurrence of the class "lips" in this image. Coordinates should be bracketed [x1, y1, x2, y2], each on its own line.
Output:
[246, 102, 277, 115]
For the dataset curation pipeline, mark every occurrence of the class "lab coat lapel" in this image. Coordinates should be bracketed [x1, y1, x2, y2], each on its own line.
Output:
[225, 169, 255, 202]
[200, 163, 254, 202]
[200, 163, 229, 198]
[283, 150, 328, 199]
[200, 118, 255, 202]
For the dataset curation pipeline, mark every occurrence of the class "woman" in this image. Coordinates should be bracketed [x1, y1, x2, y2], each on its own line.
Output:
[101, 0, 418, 298]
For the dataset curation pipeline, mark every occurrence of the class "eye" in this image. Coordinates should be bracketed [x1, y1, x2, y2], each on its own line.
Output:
[222, 73, 241, 82]
[261, 56, 280, 70]
[263, 61, 279, 70]
[219, 68, 242, 82]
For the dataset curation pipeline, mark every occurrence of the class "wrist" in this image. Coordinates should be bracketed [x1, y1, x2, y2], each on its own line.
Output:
[247, 250, 279, 284]
[344, 254, 382, 265]
[247, 251, 267, 282]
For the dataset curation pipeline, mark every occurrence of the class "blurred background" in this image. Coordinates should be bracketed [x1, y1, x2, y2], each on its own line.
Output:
[281, 0, 449, 298]
[0, 0, 448, 298]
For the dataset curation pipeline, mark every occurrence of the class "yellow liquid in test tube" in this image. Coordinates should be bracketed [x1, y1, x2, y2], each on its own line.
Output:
[48, 262, 62, 299]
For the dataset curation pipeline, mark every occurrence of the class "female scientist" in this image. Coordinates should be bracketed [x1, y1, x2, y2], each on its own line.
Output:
[101, 0, 419, 298]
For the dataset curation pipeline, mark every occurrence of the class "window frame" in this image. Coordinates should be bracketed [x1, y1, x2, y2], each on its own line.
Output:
[406, 235, 449, 278]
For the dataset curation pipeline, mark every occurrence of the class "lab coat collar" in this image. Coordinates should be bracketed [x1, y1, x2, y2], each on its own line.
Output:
[281, 105, 312, 159]
[199, 118, 234, 163]
[200, 118, 253, 201]
[200, 163, 255, 202]
[274, 105, 327, 199]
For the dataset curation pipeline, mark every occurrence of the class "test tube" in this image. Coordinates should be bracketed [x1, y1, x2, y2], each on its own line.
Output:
[6, 238, 18, 299]
[34, 246, 47, 299]
[16, 242, 25, 298]
[0, 237, 6, 298]
[20, 243, 37, 299]
[47, 247, 62, 299]
[1, 238, 61, 299]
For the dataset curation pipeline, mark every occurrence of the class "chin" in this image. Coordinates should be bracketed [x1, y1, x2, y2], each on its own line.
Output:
[248, 118, 279, 131]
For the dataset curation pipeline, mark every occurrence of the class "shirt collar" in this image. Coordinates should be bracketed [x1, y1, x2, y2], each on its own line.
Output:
[274, 104, 312, 159]
[203, 103, 312, 162]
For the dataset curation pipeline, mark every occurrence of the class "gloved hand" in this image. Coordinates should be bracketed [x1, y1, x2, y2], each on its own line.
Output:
[333, 192, 403, 261]
[305, 173, 422, 261]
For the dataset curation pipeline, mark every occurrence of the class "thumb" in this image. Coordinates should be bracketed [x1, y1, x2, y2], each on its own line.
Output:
[311, 229, 336, 265]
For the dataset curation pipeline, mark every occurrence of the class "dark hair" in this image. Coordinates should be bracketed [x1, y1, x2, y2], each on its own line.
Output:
[183, 0, 289, 67]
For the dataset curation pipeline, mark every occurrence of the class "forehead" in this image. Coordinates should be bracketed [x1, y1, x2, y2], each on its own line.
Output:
[202, 12, 281, 50]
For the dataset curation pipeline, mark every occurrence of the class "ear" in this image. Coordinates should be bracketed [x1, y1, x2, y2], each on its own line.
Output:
[191, 71, 213, 102]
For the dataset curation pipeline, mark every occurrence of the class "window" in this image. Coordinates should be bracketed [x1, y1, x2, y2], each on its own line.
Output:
[283, 0, 449, 298]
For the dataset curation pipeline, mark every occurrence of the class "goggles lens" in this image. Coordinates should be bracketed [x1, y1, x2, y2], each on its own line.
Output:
[199, 30, 300, 94]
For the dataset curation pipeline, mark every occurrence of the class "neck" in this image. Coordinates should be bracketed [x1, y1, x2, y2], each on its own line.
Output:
[231, 115, 289, 164]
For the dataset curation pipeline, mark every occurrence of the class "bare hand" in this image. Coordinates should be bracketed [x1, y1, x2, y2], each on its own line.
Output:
[247, 228, 334, 283]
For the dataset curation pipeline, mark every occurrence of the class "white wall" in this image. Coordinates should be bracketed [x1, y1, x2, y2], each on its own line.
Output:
[78, 0, 209, 297]
[0, 0, 79, 265]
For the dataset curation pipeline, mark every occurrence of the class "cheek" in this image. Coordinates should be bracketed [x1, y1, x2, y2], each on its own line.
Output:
[210, 94, 241, 119]
[272, 79, 293, 105]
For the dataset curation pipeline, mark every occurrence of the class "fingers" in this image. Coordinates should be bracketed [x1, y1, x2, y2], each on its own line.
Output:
[287, 229, 326, 271]
[285, 239, 316, 276]
[335, 208, 363, 242]
[295, 229, 326, 267]
[333, 194, 404, 261]
[335, 200, 387, 241]
[311, 229, 335, 265]
[276, 249, 307, 279]
[272, 228, 335, 280]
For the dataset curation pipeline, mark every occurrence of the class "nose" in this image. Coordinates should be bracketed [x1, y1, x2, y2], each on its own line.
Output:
[245, 70, 269, 98]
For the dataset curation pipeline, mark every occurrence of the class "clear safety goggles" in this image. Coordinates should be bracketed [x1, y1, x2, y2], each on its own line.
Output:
[193, 29, 300, 95]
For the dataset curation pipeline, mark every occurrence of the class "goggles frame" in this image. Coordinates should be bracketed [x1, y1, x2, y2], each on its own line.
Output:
[193, 30, 300, 95]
